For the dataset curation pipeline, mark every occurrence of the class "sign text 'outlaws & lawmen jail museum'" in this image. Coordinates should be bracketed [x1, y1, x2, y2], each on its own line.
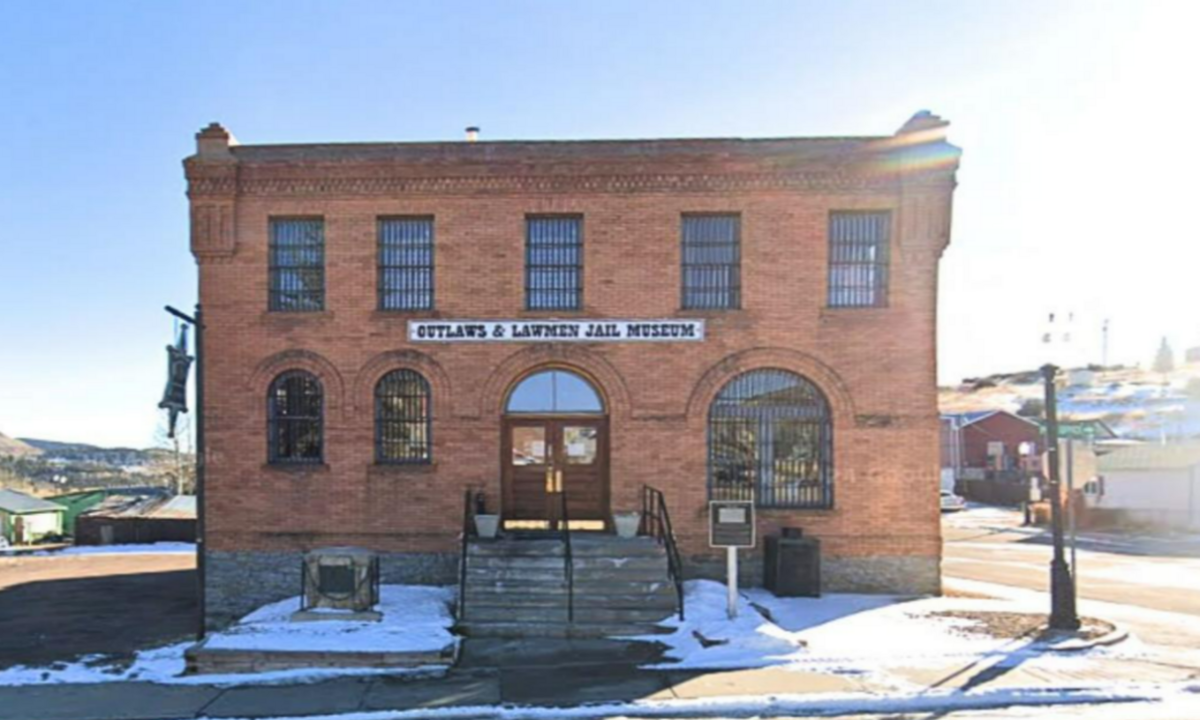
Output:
[408, 320, 705, 343]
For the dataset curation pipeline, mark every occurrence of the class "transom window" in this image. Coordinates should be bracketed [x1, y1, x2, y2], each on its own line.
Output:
[708, 369, 832, 508]
[828, 211, 890, 308]
[269, 218, 325, 312]
[375, 369, 432, 464]
[682, 214, 741, 310]
[378, 217, 434, 311]
[506, 369, 603, 414]
[267, 371, 324, 464]
[526, 216, 582, 311]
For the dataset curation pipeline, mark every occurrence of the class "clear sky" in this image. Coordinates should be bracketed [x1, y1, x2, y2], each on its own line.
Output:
[1, 1, 1197, 448]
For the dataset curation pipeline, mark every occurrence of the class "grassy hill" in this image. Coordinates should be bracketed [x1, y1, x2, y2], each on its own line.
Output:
[0, 431, 41, 459]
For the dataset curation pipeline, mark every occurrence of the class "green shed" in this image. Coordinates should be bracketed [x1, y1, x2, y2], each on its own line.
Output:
[0, 489, 66, 546]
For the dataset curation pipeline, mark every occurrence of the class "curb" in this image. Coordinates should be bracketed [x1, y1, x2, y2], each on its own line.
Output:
[1039, 622, 1130, 653]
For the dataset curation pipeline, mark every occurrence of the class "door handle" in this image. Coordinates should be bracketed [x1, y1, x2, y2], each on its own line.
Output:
[556, 469, 563, 493]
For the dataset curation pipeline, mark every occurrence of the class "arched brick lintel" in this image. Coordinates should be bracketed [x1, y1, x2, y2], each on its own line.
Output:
[352, 349, 453, 417]
[685, 347, 857, 426]
[248, 349, 347, 423]
[476, 345, 633, 421]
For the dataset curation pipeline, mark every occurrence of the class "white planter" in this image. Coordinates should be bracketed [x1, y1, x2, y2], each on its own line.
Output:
[474, 514, 500, 539]
[613, 512, 640, 539]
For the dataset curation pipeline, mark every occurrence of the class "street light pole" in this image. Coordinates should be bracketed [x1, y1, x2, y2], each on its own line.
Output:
[167, 304, 206, 640]
[1042, 364, 1080, 631]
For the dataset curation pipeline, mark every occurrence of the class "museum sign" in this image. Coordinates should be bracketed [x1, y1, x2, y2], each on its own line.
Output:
[409, 319, 705, 343]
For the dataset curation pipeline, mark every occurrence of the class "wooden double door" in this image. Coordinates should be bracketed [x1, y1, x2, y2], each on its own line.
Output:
[502, 416, 609, 529]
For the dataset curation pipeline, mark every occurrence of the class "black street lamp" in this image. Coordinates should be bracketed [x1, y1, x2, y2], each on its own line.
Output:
[1041, 363, 1080, 631]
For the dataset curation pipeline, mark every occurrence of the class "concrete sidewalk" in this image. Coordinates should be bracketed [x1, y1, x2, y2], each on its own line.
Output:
[1, 638, 1197, 720]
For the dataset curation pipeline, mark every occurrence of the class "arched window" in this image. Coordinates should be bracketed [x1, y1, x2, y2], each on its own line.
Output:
[375, 369, 432, 464]
[506, 369, 604, 414]
[268, 371, 323, 464]
[708, 369, 832, 508]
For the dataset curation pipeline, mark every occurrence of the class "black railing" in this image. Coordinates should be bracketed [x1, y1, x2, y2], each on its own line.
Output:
[641, 485, 685, 620]
[457, 489, 476, 621]
[557, 490, 574, 622]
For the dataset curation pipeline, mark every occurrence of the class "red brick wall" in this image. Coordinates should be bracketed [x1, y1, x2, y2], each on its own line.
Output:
[187, 128, 959, 574]
[961, 414, 1042, 470]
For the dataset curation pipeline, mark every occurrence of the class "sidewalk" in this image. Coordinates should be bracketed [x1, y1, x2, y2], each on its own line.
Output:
[1, 638, 1197, 720]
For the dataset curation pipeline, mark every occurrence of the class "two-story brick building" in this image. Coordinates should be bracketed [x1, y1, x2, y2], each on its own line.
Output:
[185, 112, 960, 627]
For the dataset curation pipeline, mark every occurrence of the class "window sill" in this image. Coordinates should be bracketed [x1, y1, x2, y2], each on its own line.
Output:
[262, 462, 330, 475]
[372, 310, 441, 321]
[819, 306, 891, 321]
[755, 505, 837, 514]
[368, 462, 438, 476]
[261, 311, 336, 323]
[676, 308, 745, 316]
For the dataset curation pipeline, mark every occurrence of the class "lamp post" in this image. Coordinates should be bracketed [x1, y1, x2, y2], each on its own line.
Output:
[167, 304, 206, 640]
[1041, 364, 1080, 630]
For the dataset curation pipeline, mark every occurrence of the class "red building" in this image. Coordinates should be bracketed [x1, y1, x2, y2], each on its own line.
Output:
[185, 113, 961, 627]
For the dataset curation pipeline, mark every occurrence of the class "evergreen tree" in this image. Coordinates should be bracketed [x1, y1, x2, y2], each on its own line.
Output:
[1154, 337, 1175, 375]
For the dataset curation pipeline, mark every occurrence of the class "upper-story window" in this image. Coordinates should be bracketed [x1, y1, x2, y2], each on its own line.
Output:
[269, 218, 325, 312]
[526, 216, 582, 311]
[681, 214, 741, 310]
[828, 211, 891, 308]
[378, 217, 434, 311]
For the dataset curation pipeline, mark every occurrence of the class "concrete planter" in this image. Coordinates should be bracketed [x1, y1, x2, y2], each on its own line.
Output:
[613, 512, 640, 539]
[474, 514, 500, 539]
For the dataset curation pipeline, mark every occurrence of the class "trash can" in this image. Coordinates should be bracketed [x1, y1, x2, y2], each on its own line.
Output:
[764, 527, 821, 597]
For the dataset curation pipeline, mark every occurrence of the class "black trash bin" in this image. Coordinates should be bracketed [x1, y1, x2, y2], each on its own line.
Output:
[764, 527, 821, 597]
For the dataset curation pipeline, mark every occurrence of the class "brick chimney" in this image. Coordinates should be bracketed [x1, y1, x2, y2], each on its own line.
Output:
[195, 122, 237, 160]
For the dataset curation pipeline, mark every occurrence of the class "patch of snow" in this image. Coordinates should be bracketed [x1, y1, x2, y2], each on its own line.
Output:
[0, 585, 456, 686]
[35, 542, 196, 556]
[207, 585, 456, 654]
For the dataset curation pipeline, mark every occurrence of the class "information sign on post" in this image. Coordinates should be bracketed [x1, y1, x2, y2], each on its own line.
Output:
[709, 500, 755, 619]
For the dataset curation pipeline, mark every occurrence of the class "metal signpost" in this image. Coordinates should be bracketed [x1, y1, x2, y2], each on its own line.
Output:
[709, 500, 755, 619]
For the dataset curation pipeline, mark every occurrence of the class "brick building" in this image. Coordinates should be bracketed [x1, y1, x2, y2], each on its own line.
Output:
[185, 112, 961, 627]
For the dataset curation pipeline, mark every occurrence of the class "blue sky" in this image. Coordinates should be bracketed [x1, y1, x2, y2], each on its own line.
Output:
[1, 1, 1197, 447]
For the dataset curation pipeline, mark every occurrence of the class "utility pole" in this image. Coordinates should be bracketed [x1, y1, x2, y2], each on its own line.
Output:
[1101, 319, 1110, 368]
[1042, 364, 1080, 630]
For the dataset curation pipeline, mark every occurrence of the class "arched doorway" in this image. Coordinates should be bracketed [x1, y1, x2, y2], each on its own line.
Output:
[502, 368, 609, 530]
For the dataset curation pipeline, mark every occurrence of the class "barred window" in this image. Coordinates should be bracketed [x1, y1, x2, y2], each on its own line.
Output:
[526, 216, 582, 311]
[375, 370, 432, 464]
[828, 211, 890, 308]
[682, 214, 740, 310]
[708, 369, 832, 509]
[267, 371, 323, 464]
[378, 217, 434, 311]
[269, 218, 325, 312]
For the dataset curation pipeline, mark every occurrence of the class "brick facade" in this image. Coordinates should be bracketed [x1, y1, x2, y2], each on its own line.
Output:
[186, 114, 960, 626]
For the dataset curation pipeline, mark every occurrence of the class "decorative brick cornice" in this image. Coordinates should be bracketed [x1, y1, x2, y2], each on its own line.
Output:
[183, 168, 955, 199]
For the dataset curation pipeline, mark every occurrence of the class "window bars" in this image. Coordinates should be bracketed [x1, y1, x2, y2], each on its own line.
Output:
[828, 211, 890, 308]
[268, 371, 324, 464]
[708, 369, 833, 509]
[378, 217, 435, 311]
[526, 216, 582, 311]
[682, 214, 741, 310]
[269, 219, 325, 312]
[375, 369, 432, 464]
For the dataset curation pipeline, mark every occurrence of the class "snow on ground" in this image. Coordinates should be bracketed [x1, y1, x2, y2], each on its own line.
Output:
[642, 579, 1128, 674]
[206, 585, 456, 653]
[0, 585, 455, 686]
[34, 541, 196, 556]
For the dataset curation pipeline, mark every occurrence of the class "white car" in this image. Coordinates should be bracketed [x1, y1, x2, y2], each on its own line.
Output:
[940, 489, 966, 512]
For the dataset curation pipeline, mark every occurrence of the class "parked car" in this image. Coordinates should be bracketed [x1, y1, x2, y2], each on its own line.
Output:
[940, 489, 966, 512]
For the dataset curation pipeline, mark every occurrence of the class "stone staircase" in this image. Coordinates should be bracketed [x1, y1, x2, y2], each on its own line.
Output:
[456, 534, 679, 638]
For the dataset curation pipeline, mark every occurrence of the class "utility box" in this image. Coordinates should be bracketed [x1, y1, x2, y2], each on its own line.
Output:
[764, 527, 821, 597]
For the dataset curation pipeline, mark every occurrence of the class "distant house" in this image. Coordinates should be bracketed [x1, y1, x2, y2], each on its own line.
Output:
[0, 489, 65, 545]
[74, 494, 196, 546]
[1090, 443, 1200, 530]
[943, 410, 1042, 475]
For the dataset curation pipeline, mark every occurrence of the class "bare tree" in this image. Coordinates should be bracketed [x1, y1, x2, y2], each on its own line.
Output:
[153, 412, 195, 495]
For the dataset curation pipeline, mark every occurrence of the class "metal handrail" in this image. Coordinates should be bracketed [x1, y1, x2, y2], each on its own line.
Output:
[457, 489, 476, 621]
[558, 490, 574, 623]
[641, 485, 685, 620]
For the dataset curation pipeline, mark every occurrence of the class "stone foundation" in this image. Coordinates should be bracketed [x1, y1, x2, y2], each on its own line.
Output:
[205, 550, 456, 629]
[685, 553, 940, 596]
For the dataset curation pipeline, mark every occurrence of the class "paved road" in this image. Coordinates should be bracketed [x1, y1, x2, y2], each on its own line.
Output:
[0, 552, 196, 669]
[942, 505, 1200, 649]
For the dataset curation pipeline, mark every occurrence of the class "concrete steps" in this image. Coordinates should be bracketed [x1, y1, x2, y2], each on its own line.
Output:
[458, 534, 679, 638]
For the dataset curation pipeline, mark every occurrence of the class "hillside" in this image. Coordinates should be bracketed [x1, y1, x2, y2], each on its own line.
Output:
[0, 431, 41, 458]
[940, 363, 1200, 441]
